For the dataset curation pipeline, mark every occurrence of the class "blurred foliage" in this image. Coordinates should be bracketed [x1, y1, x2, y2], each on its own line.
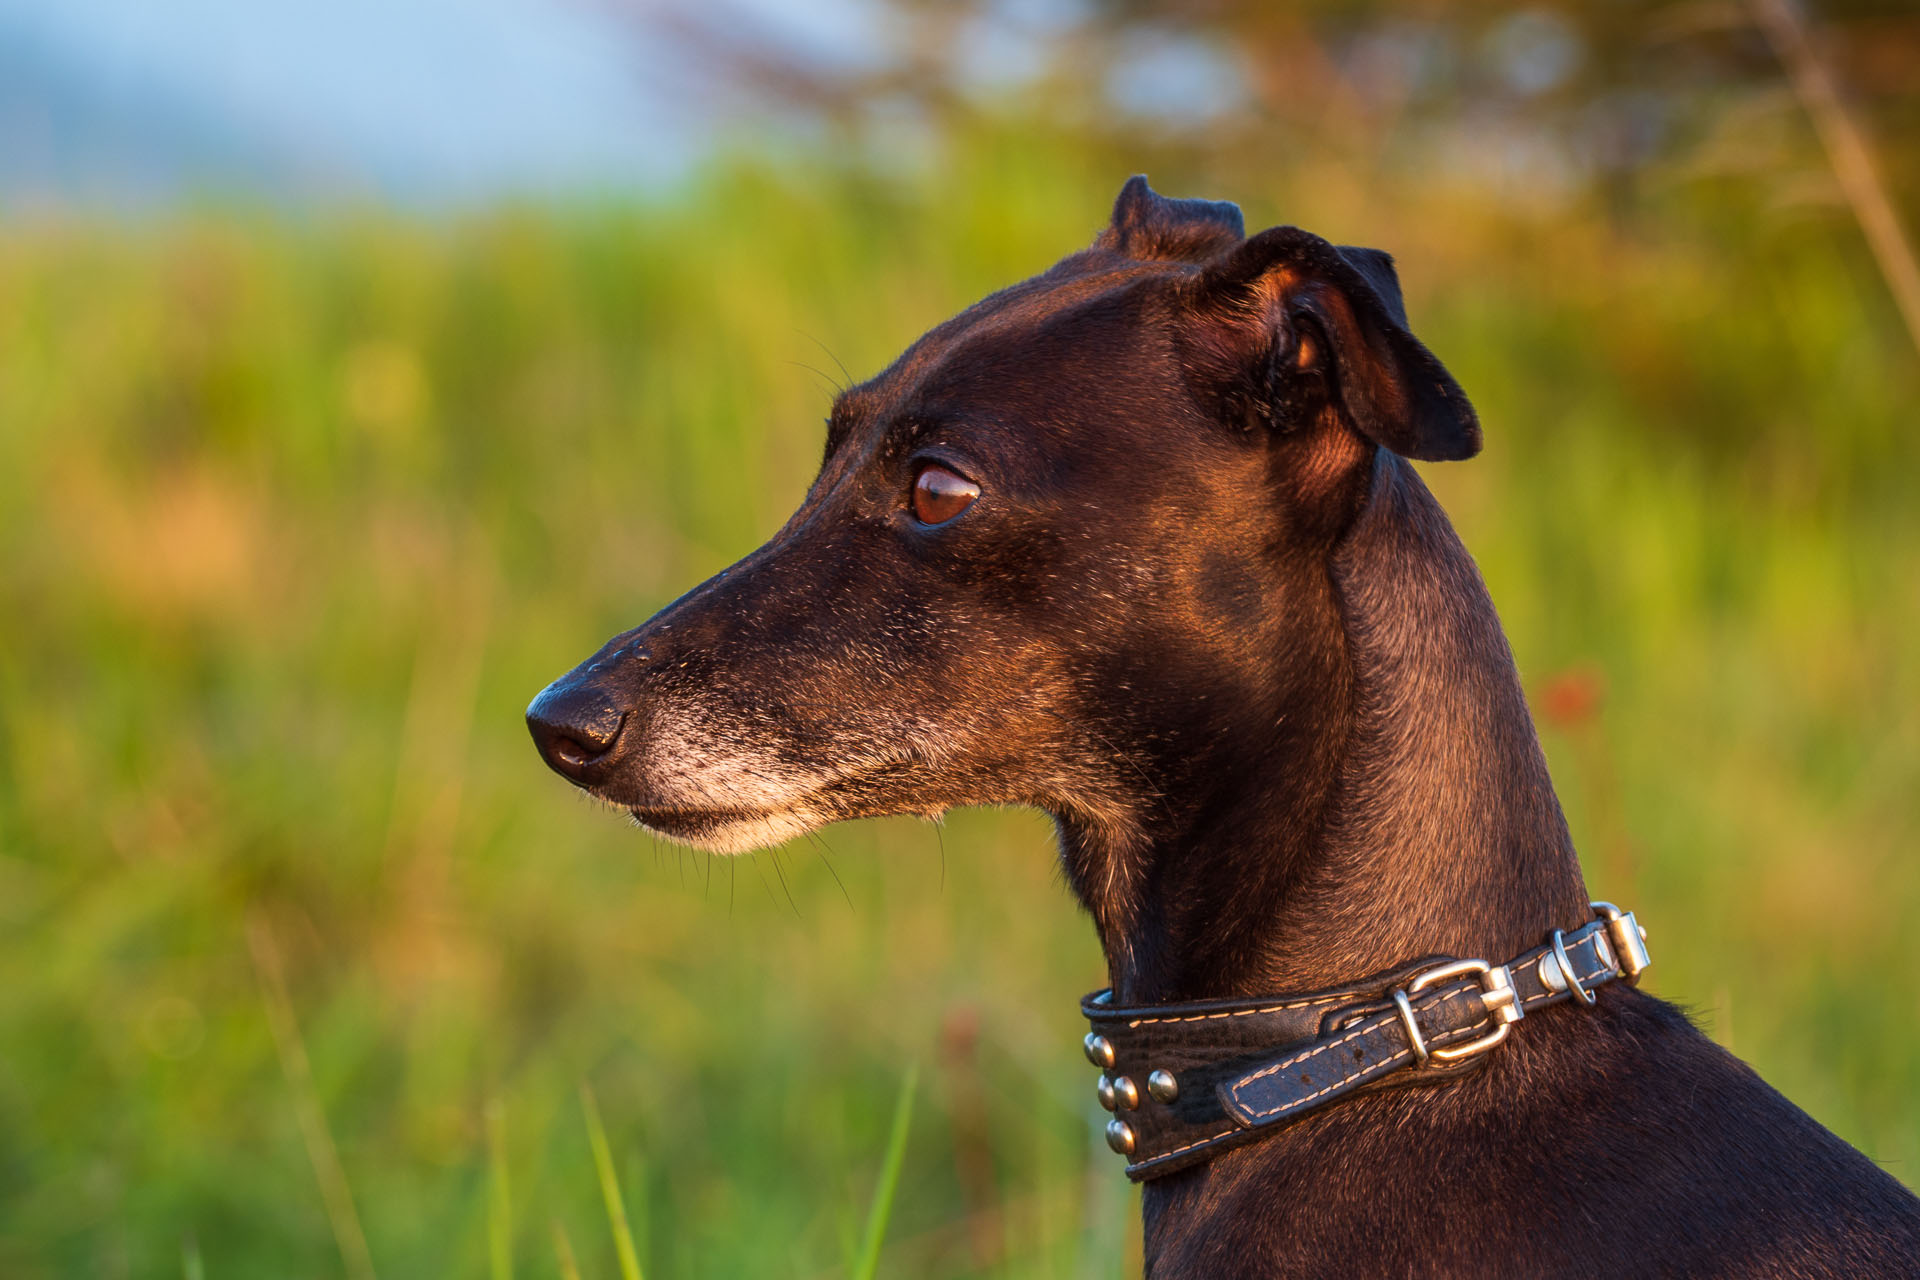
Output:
[1, 79, 1919, 1280]
[653, 0, 1920, 222]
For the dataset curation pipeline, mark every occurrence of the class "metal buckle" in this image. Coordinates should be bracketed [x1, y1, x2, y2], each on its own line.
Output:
[1393, 958, 1524, 1066]
[1590, 901, 1650, 983]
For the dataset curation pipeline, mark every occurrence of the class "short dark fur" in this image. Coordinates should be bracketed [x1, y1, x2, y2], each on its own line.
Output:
[529, 177, 1920, 1276]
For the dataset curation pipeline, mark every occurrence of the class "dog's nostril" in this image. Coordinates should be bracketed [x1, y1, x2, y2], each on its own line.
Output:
[548, 732, 603, 769]
[526, 680, 628, 782]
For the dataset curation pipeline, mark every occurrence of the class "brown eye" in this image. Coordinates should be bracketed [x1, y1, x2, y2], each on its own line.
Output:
[912, 463, 980, 526]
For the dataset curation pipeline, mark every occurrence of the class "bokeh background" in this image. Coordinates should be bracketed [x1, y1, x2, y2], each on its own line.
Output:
[2, 1, 1918, 1276]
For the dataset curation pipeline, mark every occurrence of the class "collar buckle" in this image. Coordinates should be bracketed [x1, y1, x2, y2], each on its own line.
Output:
[1395, 957, 1524, 1065]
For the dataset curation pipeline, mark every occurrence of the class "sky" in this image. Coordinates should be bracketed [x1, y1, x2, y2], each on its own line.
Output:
[0, 0, 888, 205]
[0, 0, 1275, 210]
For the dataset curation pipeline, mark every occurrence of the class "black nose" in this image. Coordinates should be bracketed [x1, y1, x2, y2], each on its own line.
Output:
[526, 679, 628, 784]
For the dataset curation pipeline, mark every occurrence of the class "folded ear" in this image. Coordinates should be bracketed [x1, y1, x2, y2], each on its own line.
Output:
[1179, 226, 1480, 463]
[1097, 175, 1246, 263]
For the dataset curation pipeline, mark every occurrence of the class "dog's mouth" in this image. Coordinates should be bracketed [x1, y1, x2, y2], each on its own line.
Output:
[612, 752, 925, 854]
[626, 802, 827, 854]
[629, 803, 775, 835]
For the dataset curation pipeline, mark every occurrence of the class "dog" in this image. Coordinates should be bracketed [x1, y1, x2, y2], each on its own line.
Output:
[528, 177, 1920, 1276]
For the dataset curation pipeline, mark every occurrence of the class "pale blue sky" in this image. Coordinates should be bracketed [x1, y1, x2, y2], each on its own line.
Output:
[0, 0, 886, 202]
[0, 0, 1259, 208]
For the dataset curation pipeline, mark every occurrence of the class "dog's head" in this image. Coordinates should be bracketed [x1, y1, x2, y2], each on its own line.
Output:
[528, 177, 1478, 867]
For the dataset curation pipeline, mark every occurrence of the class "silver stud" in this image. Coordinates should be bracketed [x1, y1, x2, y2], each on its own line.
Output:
[1537, 951, 1566, 993]
[1083, 1033, 1115, 1069]
[1147, 1069, 1179, 1103]
[1105, 1118, 1136, 1155]
[1095, 1074, 1117, 1111]
[1110, 1075, 1139, 1110]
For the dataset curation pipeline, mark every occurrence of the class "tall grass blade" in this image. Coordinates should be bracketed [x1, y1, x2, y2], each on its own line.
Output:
[851, 1063, 918, 1280]
[579, 1083, 644, 1280]
[245, 910, 377, 1280]
[180, 1235, 205, 1280]
[487, 1097, 513, 1280]
[550, 1220, 584, 1280]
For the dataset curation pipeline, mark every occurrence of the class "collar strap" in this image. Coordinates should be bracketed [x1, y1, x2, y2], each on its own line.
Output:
[1080, 901, 1650, 1182]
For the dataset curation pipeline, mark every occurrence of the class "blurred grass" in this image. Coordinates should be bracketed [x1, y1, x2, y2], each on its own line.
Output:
[850, 1066, 917, 1280]
[0, 128, 1916, 1276]
[580, 1084, 643, 1280]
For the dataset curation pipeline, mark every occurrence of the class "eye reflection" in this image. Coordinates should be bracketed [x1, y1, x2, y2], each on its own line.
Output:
[912, 464, 980, 525]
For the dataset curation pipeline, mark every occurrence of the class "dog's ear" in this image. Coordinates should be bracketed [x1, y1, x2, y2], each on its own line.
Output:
[1097, 175, 1245, 263]
[1178, 226, 1480, 463]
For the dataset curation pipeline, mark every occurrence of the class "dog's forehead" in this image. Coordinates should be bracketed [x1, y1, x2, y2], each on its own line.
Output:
[837, 250, 1187, 433]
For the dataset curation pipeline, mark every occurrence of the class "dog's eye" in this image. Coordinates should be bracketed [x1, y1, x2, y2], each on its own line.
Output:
[912, 464, 980, 526]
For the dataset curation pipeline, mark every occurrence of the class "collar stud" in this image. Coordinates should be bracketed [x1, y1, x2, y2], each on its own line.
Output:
[1083, 1032, 1116, 1069]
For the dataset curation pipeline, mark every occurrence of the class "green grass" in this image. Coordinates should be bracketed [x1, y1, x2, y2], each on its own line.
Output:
[0, 128, 1916, 1276]
[851, 1066, 917, 1280]
[581, 1084, 644, 1280]
[487, 1098, 512, 1280]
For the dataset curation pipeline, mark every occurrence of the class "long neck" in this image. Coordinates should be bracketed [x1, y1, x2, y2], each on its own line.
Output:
[1076, 454, 1590, 1003]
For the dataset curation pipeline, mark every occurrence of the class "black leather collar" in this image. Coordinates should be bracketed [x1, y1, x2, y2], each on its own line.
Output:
[1080, 903, 1650, 1181]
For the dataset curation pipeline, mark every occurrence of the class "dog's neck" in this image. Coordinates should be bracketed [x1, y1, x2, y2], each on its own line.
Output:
[1065, 453, 1590, 1005]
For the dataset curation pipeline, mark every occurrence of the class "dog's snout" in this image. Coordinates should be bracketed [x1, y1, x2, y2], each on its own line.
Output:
[526, 680, 628, 784]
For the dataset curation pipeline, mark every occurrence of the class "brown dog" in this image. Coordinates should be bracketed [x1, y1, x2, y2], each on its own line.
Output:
[530, 178, 1920, 1276]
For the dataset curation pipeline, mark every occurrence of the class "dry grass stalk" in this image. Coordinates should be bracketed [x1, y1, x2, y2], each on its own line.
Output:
[1750, 0, 1920, 357]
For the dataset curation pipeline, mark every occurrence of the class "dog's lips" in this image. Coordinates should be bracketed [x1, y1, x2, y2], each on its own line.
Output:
[625, 802, 826, 855]
[580, 747, 928, 854]
[628, 803, 773, 834]
[605, 750, 924, 847]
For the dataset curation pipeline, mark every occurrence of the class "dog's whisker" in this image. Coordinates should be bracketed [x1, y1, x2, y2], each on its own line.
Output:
[767, 847, 801, 921]
[748, 852, 778, 913]
[929, 817, 946, 896]
[786, 360, 845, 404]
[804, 831, 854, 913]
[796, 329, 854, 391]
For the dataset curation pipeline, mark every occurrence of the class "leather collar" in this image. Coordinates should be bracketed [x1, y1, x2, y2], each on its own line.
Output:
[1080, 902, 1650, 1181]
